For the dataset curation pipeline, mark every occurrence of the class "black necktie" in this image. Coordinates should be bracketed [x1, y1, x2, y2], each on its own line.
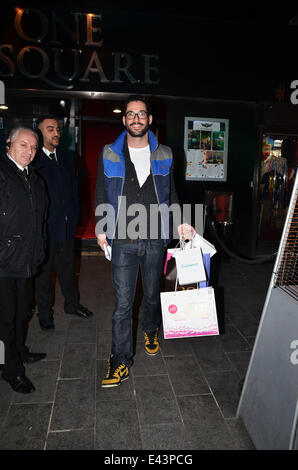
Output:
[49, 153, 58, 166]
[19, 168, 28, 176]
[19, 168, 29, 183]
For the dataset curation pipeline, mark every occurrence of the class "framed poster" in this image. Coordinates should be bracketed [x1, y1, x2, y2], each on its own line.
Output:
[184, 117, 229, 181]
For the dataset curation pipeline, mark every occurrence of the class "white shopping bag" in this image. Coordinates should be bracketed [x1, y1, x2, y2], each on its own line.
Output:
[164, 234, 216, 284]
[160, 287, 219, 339]
[184, 233, 217, 258]
[174, 248, 206, 285]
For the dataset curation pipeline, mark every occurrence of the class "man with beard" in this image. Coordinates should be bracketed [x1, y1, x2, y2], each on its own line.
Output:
[34, 116, 93, 331]
[95, 95, 194, 387]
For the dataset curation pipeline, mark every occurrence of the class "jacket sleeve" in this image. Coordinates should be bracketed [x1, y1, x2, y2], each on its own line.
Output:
[70, 155, 80, 219]
[0, 171, 6, 234]
[42, 182, 49, 245]
[63, 149, 80, 219]
[34, 178, 49, 268]
[170, 155, 180, 206]
[170, 155, 192, 226]
[94, 148, 106, 235]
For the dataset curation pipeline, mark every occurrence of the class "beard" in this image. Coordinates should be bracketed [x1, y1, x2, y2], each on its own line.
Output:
[51, 138, 59, 147]
[126, 121, 149, 138]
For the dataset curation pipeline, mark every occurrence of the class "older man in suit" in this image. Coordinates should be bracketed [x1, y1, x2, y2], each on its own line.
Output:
[0, 126, 47, 393]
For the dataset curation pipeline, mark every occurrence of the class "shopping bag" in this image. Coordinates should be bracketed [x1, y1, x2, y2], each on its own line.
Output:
[198, 253, 210, 288]
[164, 251, 211, 287]
[164, 233, 216, 286]
[160, 287, 219, 339]
[174, 248, 206, 285]
[163, 250, 178, 281]
[184, 233, 217, 258]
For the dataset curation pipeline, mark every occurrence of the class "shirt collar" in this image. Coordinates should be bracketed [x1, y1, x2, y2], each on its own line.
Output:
[43, 146, 56, 159]
[6, 153, 28, 172]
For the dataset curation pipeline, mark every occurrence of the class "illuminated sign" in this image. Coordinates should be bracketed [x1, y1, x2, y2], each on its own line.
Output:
[0, 7, 160, 90]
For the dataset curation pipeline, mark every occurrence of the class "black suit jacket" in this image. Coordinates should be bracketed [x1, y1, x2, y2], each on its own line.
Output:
[33, 148, 79, 242]
[0, 154, 47, 277]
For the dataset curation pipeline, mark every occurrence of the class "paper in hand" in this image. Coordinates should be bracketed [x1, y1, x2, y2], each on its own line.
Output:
[104, 244, 112, 261]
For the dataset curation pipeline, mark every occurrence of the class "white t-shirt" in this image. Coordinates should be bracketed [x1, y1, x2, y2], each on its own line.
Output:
[128, 145, 151, 188]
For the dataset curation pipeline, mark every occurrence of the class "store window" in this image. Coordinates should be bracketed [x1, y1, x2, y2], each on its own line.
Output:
[259, 134, 298, 240]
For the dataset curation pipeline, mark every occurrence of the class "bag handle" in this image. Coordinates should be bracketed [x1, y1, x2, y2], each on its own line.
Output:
[175, 236, 185, 291]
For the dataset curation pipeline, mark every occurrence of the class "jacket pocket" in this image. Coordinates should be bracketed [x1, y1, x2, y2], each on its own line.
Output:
[0, 235, 23, 270]
[151, 158, 172, 176]
[103, 158, 123, 178]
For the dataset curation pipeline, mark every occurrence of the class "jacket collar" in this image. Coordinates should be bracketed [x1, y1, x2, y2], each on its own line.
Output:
[110, 130, 158, 158]
[32, 148, 56, 170]
[2, 153, 37, 179]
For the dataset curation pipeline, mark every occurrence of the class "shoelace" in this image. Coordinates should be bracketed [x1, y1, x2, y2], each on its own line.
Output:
[113, 364, 125, 376]
[144, 330, 158, 345]
[105, 359, 125, 378]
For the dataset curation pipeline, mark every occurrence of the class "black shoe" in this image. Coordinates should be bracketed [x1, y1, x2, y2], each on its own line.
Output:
[101, 357, 129, 388]
[2, 375, 35, 394]
[39, 319, 55, 331]
[22, 352, 47, 363]
[65, 304, 93, 319]
[79, 304, 93, 316]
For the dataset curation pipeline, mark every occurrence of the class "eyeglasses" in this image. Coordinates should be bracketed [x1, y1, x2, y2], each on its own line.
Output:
[125, 110, 149, 120]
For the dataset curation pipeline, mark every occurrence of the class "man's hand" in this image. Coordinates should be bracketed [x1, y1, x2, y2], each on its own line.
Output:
[177, 223, 196, 241]
[97, 233, 109, 251]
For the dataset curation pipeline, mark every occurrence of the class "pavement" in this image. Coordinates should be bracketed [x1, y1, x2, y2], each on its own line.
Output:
[0, 243, 276, 451]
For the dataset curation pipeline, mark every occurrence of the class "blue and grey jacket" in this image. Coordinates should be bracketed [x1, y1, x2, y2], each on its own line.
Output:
[94, 130, 179, 245]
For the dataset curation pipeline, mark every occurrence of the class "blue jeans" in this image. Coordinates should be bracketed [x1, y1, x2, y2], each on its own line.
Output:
[111, 240, 165, 366]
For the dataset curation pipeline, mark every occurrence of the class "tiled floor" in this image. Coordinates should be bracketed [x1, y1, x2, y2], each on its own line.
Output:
[0, 248, 275, 450]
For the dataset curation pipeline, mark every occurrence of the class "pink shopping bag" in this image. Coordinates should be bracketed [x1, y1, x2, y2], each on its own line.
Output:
[160, 286, 219, 339]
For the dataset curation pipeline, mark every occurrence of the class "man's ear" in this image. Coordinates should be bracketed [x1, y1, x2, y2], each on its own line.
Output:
[6, 139, 11, 148]
[35, 128, 44, 147]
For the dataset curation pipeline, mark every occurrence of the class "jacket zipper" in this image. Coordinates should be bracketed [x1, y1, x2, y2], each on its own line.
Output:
[110, 144, 168, 243]
[110, 146, 125, 248]
[25, 175, 34, 209]
[150, 149, 167, 240]
[24, 173, 33, 275]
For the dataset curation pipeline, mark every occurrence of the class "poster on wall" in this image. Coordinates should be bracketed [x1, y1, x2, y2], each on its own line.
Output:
[184, 117, 229, 181]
